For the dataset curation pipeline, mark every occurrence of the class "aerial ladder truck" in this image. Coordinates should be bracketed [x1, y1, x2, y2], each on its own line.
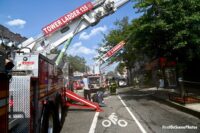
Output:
[2, 0, 130, 132]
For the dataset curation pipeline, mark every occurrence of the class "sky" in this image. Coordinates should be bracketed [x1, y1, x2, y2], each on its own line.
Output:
[0, 0, 141, 72]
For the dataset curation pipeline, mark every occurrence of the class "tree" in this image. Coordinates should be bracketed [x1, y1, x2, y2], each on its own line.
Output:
[133, 0, 200, 60]
[99, 0, 200, 83]
[67, 55, 90, 72]
[97, 17, 134, 67]
[51, 49, 89, 73]
[115, 62, 126, 75]
[133, 0, 200, 81]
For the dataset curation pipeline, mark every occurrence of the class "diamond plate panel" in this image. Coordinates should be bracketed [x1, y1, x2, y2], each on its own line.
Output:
[9, 76, 31, 118]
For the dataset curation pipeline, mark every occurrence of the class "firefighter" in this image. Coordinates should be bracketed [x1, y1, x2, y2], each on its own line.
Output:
[82, 74, 91, 101]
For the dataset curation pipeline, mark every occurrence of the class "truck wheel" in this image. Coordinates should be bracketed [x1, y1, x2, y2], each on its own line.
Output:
[41, 106, 57, 133]
[56, 97, 66, 128]
[57, 102, 66, 127]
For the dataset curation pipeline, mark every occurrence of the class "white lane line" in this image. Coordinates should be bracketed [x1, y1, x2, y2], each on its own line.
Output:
[117, 95, 147, 133]
[89, 112, 99, 133]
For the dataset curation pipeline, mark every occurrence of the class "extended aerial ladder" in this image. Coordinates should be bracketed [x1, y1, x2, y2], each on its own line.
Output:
[94, 40, 126, 73]
[99, 40, 125, 63]
[14, 0, 129, 110]
[10, 0, 130, 115]
[17, 0, 130, 65]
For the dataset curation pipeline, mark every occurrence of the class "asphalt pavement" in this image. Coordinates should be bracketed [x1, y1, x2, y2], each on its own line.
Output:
[117, 87, 200, 133]
[61, 87, 200, 133]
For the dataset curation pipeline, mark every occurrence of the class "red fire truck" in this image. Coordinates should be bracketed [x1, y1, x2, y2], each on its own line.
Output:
[0, 0, 130, 132]
[0, 51, 10, 133]
[9, 54, 68, 132]
[88, 74, 103, 91]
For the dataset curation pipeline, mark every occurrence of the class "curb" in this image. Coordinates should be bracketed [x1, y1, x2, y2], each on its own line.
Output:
[151, 94, 200, 119]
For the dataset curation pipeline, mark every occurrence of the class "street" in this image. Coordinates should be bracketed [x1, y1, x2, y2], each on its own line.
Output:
[61, 87, 200, 133]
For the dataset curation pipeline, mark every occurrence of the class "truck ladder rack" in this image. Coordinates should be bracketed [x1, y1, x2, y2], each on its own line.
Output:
[65, 90, 103, 112]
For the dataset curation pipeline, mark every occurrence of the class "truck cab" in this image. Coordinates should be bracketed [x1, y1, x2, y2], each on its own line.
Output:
[88, 75, 102, 92]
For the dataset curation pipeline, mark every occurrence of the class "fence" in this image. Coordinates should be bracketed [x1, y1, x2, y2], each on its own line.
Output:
[169, 79, 200, 104]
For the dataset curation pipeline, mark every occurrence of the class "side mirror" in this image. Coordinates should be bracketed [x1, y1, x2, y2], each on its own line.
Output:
[5, 59, 14, 71]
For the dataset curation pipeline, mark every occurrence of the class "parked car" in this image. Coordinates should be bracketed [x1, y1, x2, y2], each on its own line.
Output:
[118, 78, 127, 87]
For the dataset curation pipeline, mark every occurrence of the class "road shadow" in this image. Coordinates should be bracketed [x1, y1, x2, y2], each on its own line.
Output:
[117, 87, 169, 105]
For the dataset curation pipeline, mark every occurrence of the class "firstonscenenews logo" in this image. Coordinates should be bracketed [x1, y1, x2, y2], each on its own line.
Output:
[162, 125, 198, 130]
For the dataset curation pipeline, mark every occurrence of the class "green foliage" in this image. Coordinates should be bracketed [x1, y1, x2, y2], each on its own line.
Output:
[115, 62, 126, 75]
[97, 17, 130, 56]
[133, 0, 200, 62]
[67, 55, 89, 72]
[51, 48, 89, 72]
[98, 0, 200, 80]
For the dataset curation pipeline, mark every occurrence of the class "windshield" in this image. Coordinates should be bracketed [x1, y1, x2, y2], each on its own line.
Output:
[88, 77, 100, 84]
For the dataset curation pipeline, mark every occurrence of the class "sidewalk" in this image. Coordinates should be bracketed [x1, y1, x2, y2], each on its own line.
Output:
[139, 87, 200, 119]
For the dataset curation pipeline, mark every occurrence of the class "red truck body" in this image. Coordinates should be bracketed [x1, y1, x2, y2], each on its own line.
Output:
[9, 54, 67, 133]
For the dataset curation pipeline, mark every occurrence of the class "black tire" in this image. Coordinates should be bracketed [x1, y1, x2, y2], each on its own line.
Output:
[41, 105, 58, 133]
[55, 96, 66, 129]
